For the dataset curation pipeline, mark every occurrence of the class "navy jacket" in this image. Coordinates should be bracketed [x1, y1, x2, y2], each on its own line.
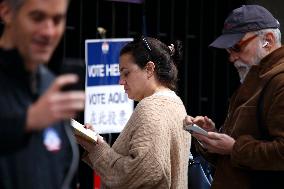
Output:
[0, 49, 72, 189]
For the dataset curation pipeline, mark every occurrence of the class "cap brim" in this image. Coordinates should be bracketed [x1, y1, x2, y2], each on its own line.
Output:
[209, 33, 246, 49]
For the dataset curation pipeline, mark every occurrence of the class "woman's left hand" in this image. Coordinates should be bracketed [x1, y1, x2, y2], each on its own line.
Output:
[74, 123, 104, 152]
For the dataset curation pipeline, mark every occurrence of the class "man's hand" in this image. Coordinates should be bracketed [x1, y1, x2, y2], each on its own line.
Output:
[184, 115, 234, 154]
[193, 132, 235, 155]
[184, 115, 216, 132]
[26, 74, 85, 131]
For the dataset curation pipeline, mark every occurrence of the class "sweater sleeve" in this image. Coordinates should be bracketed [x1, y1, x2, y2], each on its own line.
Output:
[82, 98, 170, 188]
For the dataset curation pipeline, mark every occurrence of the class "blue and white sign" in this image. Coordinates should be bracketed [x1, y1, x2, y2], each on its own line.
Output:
[85, 38, 134, 134]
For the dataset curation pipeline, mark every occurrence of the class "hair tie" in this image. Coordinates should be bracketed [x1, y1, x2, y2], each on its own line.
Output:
[168, 44, 175, 56]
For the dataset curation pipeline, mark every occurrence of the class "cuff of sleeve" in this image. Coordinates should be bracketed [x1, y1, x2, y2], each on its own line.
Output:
[231, 135, 254, 167]
[1, 111, 30, 146]
[82, 151, 92, 168]
[13, 111, 29, 140]
[83, 142, 110, 168]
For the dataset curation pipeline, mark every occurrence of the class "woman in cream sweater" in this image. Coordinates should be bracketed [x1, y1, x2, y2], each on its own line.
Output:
[76, 37, 191, 189]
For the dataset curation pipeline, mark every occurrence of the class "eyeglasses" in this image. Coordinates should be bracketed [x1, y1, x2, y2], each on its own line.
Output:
[227, 34, 258, 53]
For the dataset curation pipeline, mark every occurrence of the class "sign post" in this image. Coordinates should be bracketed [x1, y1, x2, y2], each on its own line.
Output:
[85, 38, 134, 134]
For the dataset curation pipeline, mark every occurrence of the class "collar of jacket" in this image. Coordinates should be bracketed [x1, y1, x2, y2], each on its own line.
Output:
[0, 48, 41, 97]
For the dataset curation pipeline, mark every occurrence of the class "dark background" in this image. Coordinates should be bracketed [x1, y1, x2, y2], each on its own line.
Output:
[46, 0, 284, 188]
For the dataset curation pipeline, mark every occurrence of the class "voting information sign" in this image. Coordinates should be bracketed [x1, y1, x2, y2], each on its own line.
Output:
[85, 38, 134, 134]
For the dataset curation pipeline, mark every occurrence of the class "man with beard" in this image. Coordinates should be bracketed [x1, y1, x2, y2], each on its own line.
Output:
[184, 5, 284, 189]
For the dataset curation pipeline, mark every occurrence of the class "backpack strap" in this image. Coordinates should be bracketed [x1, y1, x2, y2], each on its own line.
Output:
[256, 71, 284, 140]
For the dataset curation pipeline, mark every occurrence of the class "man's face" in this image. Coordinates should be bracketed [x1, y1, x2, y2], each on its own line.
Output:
[226, 33, 268, 83]
[8, 0, 68, 67]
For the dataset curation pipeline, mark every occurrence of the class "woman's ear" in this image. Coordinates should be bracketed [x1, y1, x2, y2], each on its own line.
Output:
[145, 61, 155, 78]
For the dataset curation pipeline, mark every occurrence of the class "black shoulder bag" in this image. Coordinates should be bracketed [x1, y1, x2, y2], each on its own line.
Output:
[187, 138, 214, 189]
[188, 155, 213, 189]
[252, 72, 284, 189]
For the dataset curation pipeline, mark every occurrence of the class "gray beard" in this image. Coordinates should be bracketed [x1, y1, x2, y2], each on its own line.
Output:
[234, 61, 251, 83]
[234, 46, 267, 83]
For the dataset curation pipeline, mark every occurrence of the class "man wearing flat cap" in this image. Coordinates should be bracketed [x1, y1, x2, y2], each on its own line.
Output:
[184, 4, 284, 189]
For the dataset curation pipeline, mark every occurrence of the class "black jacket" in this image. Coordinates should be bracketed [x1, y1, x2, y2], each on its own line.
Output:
[0, 49, 72, 189]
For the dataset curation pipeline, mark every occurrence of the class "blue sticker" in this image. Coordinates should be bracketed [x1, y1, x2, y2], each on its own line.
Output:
[43, 128, 62, 152]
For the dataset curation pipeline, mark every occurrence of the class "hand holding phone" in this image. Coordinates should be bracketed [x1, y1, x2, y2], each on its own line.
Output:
[71, 119, 98, 142]
[60, 59, 85, 91]
[183, 124, 209, 136]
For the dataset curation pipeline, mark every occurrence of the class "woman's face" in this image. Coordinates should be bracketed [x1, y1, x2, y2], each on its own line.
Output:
[119, 53, 148, 101]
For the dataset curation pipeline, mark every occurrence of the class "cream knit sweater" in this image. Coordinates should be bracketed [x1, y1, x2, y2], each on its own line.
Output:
[82, 92, 191, 189]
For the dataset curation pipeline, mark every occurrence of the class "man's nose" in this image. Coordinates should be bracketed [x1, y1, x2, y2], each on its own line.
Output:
[42, 20, 56, 36]
[228, 51, 239, 63]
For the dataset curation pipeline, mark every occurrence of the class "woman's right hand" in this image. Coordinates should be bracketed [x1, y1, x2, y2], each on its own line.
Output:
[83, 123, 105, 144]
[84, 123, 94, 130]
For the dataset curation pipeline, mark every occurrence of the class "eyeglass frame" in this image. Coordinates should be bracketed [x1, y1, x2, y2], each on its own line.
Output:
[227, 34, 259, 53]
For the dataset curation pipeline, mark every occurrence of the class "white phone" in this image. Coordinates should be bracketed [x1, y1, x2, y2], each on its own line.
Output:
[183, 124, 209, 136]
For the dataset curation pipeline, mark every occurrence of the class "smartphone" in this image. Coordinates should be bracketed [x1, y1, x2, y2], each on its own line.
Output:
[60, 58, 85, 91]
[183, 124, 208, 136]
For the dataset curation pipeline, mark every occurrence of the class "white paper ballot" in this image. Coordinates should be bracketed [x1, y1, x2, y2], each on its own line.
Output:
[70, 119, 98, 142]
